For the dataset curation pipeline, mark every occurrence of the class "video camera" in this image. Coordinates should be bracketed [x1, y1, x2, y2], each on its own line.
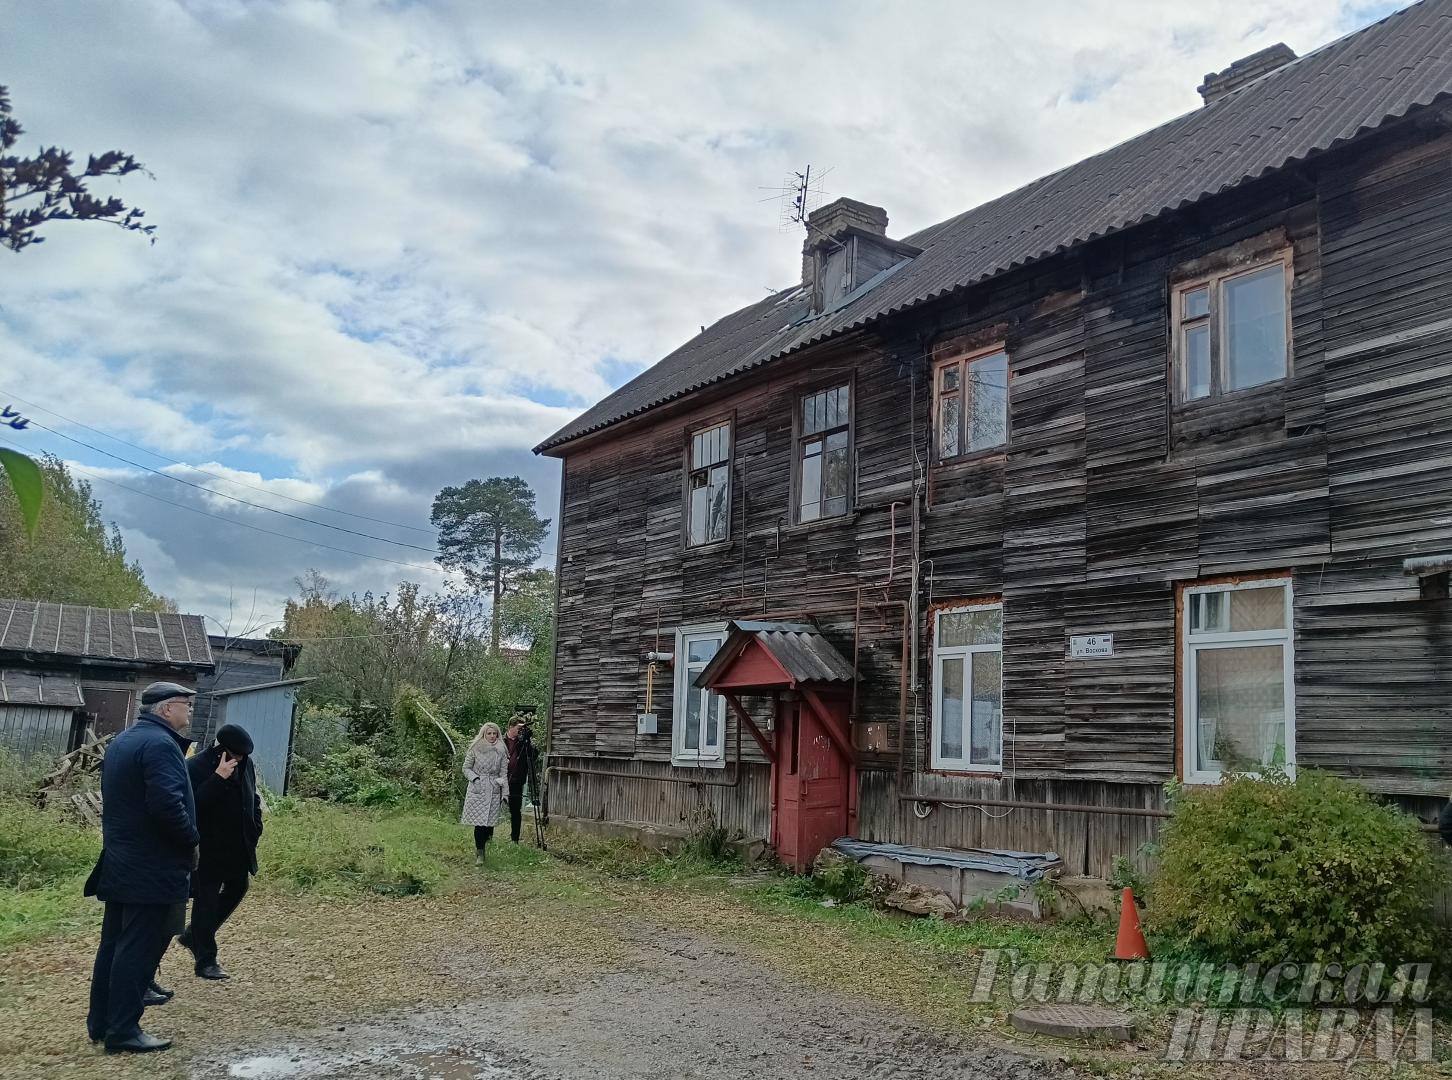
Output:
[512, 703, 539, 742]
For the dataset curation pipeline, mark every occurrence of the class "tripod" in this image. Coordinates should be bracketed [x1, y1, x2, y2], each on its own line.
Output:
[521, 727, 547, 851]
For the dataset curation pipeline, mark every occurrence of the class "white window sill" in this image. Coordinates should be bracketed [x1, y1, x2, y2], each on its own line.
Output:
[671, 756, 726, 770]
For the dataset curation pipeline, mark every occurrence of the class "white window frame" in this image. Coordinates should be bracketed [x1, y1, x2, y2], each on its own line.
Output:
[685, 420, 732, 548]
[1182, 578, 1296, 785]
[930, 602, 1004, 772]
[672, 623, 728, 768]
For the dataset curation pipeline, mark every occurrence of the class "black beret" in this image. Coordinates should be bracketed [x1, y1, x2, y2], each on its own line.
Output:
[215, 723, 254, 756]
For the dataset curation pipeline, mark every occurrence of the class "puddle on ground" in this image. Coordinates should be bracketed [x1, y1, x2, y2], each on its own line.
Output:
[229, 1057, 321, 1079]
[226, 1047, 518, 1080]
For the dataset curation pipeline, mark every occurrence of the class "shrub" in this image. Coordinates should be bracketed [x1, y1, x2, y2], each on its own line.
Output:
[0, 796, 99, 889]
[1148, 768, 1447, 969]
[289, 704, 350, 774]
[291, 744, 416, 807]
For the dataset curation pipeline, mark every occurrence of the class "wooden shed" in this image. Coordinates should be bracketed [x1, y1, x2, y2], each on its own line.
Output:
[0, 599, 214, 761]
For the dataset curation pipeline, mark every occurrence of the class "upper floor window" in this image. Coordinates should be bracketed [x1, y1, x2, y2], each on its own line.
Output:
[687, 421, 731, 547]
[936, 347, 1008, 460]
[1182, 578, 1295, 784]
[931, 602, 1003, 771]
[796, 384, 851, 522]
[1174, 255, 1290, 403]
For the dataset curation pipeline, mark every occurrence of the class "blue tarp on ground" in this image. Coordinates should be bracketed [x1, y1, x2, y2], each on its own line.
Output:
[831, 838, 1062, 882]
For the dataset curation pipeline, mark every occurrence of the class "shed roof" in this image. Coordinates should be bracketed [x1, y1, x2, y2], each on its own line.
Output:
[537, 0, 1452, 454]
[0, 599, 213, 670]
[695, 620, 855, 690]
[208, 677, 313, 699]
[0, 669, 84, 708]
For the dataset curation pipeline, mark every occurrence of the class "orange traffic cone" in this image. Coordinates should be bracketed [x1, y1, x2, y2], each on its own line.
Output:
[1111, 887, 1151, 961]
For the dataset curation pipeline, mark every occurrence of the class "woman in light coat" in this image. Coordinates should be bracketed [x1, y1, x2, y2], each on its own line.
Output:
[461, 722, 509, 865]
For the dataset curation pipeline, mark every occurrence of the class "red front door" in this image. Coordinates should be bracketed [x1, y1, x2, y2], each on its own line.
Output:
[772, 697, 852, 872]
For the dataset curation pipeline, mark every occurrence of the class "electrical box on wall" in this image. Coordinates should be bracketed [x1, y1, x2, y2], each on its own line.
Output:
[636, 712, 658, 735]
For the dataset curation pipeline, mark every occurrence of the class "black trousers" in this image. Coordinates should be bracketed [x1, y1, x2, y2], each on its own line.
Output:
[508, 776, 526, 842]
[88, 901, 179, 1042]
[473, 825, 494, 851]
[187, 872, 250, 968]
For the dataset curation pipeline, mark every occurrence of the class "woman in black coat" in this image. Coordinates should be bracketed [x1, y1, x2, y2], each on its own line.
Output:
[178, 724, 262, 980]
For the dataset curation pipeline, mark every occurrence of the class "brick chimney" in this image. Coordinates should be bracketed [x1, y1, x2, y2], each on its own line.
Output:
[1197, 43, 1297, 106]
[801, 198, 889, 283]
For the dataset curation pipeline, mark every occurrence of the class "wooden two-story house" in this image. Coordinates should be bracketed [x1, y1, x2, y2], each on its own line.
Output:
[535, 2, 1452, 876]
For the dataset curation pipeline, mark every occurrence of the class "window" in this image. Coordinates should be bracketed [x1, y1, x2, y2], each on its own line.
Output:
[686, 422, 731, 547]
[931, 603, 1003, 770]
[1174, 255, 1289, 402]
[796, 384, 851, 522]
[936, 347, 1009, 459]
[673, 625, 727, 766]
[1183, 579, 1295, 784]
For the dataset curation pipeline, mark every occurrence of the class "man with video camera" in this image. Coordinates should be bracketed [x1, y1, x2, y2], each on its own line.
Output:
[503, 711, 540, 844]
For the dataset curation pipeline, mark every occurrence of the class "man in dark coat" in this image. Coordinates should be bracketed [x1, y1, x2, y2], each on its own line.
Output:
[85, 682, 199, 1054]
[178, 723, 261, 980]
[503, 715, 540, 844]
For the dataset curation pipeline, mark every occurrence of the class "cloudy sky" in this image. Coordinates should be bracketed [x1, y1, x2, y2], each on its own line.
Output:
[2, 0, 1400, 633]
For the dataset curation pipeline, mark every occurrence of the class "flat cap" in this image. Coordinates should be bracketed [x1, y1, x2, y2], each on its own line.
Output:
[141, 681, 197, 707]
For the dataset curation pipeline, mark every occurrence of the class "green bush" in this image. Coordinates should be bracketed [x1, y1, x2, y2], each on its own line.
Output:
[1149, 769, 1447, 968]
[288, 704, 350, 775]
[0, 796, 99, 890]
[291, 744, 416, 807]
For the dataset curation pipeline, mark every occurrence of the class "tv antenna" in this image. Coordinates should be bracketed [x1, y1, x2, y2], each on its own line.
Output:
[760, 165, 831, 231]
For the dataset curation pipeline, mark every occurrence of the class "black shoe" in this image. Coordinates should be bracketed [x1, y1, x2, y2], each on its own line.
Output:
[195, 963, 229, 980]
[142, 988, 170, 1007]
[147, 979, 174, 1000]
[104, 1032, 172, 1054]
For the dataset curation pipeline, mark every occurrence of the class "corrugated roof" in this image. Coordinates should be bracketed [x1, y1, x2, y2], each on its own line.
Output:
[537, 0, 1452, 454]
[0, 599, 214, 669]
[0, 669, 84, 708]
[696, 620, 855, 689]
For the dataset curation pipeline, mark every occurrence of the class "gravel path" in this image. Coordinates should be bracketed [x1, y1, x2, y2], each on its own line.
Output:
[195, 921, 1067, 1080]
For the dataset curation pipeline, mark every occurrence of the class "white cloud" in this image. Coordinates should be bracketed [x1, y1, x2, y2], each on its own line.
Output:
[0, 0, 1394, 618]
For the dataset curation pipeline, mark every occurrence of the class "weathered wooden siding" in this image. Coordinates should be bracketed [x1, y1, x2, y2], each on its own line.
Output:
[548, 119, 1452, 872]
[857, 773, 1167, 877]
[1295, 129, 1452, 795]
[0, 704, 74, 760]
[549, 756, 772, 841]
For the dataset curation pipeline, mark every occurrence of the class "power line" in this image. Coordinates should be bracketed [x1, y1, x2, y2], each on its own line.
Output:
[0, 387, 435, 534]
[14, 416, 444, 554]
[2, 439, 559, 576]
[0, 438, 460, 575]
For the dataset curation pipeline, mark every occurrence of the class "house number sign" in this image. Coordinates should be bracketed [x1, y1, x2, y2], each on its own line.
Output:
[1069, 634, 1114, 659]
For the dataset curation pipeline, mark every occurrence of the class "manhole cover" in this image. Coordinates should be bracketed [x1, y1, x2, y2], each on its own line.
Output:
[1009, 1004, 1135, 1042]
